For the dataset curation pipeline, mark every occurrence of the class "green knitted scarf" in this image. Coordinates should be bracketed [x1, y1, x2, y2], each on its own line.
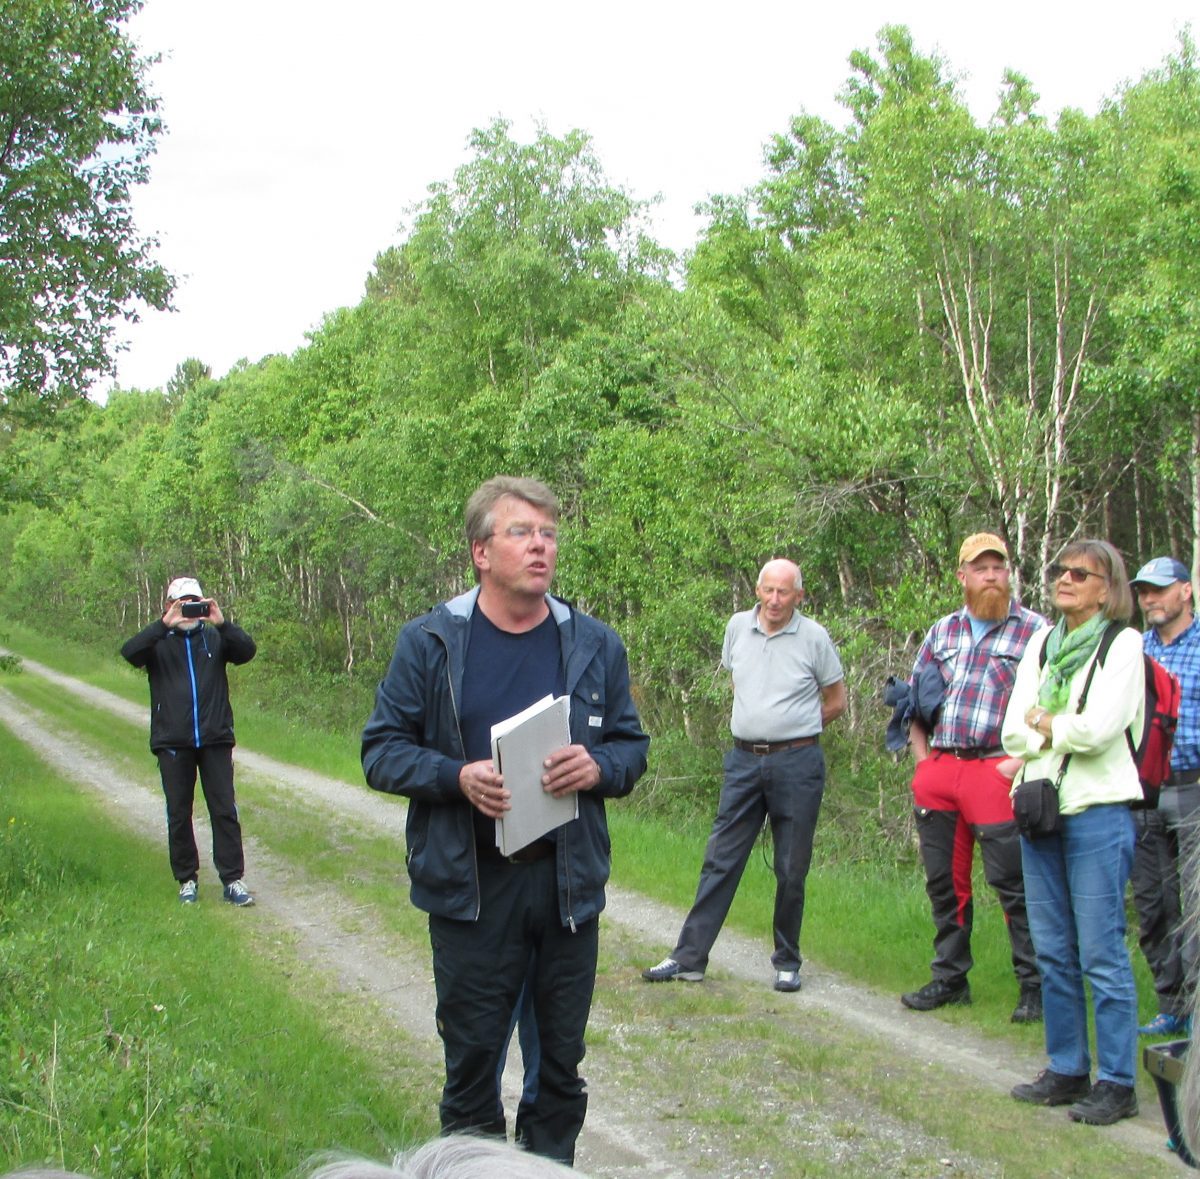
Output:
[1037, 612, 1108, 712]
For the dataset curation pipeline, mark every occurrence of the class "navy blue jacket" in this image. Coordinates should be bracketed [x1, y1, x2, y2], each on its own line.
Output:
[121, 619, 257, 751]
[361, 588, 649, 928]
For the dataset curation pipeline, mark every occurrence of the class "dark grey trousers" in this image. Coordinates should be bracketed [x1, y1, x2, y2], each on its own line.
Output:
[430, 855, 596, 1166]
[1131, 784, 1200, 1016]
[673, 743, 825, 973]
[157, 744, 245, 886]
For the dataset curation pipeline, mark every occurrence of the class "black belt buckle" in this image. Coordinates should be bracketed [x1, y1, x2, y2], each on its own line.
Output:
[504, 841, 553, 864]
[943, 747, 1002, 761]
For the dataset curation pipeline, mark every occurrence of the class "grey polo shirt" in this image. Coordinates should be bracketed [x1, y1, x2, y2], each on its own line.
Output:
[722, 605, 843, 742]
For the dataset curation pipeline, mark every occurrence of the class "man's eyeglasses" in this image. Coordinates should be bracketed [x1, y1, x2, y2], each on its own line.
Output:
[492, 525, 559, 544]
[1047, 563, 1105, 584]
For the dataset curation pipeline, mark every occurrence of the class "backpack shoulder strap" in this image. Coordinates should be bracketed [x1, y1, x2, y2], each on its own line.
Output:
[1074, 622, 1124, 710]
[1093, 620, 1126, 668]
[1093, 621, 1140, 763]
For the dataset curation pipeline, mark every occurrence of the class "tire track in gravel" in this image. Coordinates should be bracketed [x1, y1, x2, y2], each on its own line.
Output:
[0, 655, 1183, 1175]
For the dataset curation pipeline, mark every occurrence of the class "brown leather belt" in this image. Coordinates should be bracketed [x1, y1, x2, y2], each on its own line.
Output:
[479, 840, 555, 864]
[935, 747, 1004, 760]
[734, 736, 819, 755]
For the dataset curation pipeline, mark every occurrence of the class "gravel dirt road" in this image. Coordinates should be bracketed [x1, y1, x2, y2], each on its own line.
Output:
[0, 655, 1186, 1176]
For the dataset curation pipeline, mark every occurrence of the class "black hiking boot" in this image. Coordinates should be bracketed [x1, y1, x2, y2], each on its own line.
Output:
[900, 978, 971, 1011]
[1011, 1069, 1091, 1106]
[1010, 984, 1043, 1024]
[1067, 1081, 1138, 1125]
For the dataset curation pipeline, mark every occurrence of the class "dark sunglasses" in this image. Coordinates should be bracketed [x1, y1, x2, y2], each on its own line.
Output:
[1047, 563, 1105, 584]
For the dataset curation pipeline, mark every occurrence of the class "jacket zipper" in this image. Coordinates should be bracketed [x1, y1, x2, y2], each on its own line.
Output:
[184, 635, 201, 748]
[562, 642, 578, 932]
[428, 621, 480, 922]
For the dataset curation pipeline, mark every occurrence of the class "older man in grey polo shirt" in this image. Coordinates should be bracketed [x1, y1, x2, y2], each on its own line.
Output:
[642, 557, 847, 991]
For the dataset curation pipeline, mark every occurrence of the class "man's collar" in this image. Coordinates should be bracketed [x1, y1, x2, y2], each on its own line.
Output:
[752, 604, 801, 636]
[447, 586, 569, 625]
[1153, 613, 1199, 646]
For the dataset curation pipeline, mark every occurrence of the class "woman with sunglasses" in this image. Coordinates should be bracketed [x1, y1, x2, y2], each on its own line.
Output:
[1001, 539, 1145, 1125]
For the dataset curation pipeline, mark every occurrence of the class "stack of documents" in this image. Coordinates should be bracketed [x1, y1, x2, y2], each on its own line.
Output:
[490, 694, 577, 855]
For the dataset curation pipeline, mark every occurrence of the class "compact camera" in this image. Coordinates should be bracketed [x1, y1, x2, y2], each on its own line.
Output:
[180, 600, 210, 618]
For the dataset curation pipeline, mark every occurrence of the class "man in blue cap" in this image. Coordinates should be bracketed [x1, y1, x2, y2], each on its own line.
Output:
[1130, 555, 1200, 1035]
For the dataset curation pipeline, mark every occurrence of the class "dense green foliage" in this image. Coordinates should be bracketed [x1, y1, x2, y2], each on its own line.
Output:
[2, 28, 1199, 848]
[0, 0, 173, 407]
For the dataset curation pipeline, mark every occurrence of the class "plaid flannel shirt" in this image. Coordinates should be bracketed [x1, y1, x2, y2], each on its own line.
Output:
[911, 602, 1046, 751]
[1144, 616, 1200, 773]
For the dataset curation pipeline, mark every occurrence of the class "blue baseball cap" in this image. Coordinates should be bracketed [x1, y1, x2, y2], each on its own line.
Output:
[1131, 556, 1190, 587]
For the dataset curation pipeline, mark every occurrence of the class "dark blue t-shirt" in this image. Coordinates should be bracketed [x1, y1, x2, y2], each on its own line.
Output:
[461, 607, 564, 845]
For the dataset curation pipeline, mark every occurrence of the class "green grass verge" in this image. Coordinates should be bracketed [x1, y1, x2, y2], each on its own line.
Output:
[0, 728, 437, 1177]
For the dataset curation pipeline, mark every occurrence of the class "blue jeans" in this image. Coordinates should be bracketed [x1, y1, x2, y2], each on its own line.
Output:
[1020, 804, 1138, 1086]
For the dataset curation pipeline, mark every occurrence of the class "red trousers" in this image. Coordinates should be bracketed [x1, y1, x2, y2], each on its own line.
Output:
[910, 751, 1038, 986]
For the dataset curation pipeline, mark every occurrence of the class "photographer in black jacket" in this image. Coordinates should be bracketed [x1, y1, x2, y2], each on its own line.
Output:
[121, 576, 257, 906]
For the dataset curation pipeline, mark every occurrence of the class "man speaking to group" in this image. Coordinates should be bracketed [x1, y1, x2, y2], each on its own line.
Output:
[362, 476, 649, 1166]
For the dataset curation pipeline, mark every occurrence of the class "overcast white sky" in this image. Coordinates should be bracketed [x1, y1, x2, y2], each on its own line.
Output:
[107, 0, 1196, 396]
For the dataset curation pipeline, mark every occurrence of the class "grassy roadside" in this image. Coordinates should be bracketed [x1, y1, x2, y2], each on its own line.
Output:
[0, 621, 1177, 1176]
[0, 726, 438, 1177]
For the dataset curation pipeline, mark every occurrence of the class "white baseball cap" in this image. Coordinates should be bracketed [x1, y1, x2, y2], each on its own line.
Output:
[165, 576, 204, 601]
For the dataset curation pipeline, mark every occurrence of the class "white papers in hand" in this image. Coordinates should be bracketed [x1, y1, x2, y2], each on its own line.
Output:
[491, 694, 576, 855]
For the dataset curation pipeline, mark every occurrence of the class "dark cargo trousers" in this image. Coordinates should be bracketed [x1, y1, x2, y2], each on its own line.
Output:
[429, 853, 597, 1166]
[156, 743, 246, 885]
[912, 751, 1039, 987]
[672, 743, 825, 974]
[1131, 783, 1200, 1017]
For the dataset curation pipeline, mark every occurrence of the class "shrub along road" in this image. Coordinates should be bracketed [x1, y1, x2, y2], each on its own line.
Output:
[0, 655, 1185, 1177]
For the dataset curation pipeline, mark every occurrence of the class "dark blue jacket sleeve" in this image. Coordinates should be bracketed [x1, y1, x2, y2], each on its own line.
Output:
[361, 620, 465, 803]
[586, 633, 649, 799]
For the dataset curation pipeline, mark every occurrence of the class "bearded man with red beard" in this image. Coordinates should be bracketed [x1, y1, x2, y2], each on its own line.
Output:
[900, 533, 1047, 1022]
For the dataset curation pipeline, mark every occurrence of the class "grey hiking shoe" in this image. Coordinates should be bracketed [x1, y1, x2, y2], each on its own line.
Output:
[641, 957, 703, 982]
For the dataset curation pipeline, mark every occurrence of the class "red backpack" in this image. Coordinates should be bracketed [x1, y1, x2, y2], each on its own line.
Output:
[1130, 648, 1182, 807]
[1039, 622, 1180, 809]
